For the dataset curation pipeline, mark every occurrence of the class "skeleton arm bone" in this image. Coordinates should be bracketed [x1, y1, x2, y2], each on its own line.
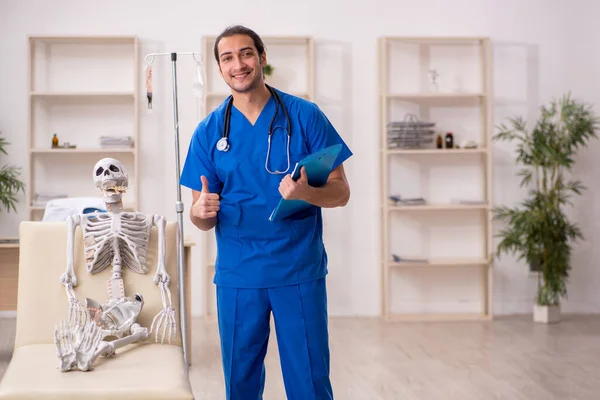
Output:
[152, 215, 169, 285]
[60, 214, 87, 326]
[61, 214, 82, 286]
[149, 214, 177, 344]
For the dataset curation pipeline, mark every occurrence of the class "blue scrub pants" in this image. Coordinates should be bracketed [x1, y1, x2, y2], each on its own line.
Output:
[216, 278, 333, 400]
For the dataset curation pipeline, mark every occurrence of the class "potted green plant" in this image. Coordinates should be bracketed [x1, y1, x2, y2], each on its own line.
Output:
[493, 93, 599, 323]
[0, 132, 25, 213]
[263, 63, 274, 78]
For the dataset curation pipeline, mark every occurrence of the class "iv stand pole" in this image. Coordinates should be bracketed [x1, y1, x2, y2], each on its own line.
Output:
[144, 51, 204, 368]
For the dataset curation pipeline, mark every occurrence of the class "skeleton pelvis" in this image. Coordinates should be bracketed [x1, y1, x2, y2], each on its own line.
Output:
[86, 295, 144, 337]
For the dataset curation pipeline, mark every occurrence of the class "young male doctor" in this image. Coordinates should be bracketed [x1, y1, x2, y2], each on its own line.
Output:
[180, 25, 353, 400]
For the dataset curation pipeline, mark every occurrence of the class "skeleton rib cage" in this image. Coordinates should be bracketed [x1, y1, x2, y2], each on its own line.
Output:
[81, 212, 153, 275]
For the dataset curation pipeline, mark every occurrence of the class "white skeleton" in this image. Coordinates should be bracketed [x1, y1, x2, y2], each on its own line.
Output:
[54, 158, 177, 372]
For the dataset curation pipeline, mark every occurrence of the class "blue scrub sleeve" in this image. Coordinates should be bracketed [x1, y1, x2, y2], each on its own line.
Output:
[306, 103, 353, 170]
[180, 124, 222, 193]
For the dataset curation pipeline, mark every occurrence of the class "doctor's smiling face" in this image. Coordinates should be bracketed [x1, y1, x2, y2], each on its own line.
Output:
[216, 32, 267, 94]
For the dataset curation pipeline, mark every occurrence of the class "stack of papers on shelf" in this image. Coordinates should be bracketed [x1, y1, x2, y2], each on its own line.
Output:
[450, 198, 486, 205]
[389, 195, 427, 206]
[99, 136, 134, 148]
[392, 254, 428, 263]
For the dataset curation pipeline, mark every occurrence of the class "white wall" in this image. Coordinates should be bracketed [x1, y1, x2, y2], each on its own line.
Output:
[1, 0, 599, 317]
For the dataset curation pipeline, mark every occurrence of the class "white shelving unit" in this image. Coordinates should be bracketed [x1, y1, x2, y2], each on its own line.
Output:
[378, 36, 493, 321]
[199, 35, 315, 319]
[27, 36, 139, 220]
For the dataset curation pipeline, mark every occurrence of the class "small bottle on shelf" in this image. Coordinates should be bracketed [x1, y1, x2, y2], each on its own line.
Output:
[51, 133, 59, 148]
[444, 132, 454, 149]
[436, 134, 443, 149]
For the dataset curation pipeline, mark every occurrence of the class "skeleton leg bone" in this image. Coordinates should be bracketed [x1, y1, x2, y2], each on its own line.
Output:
[80, 323, 150, 372]
[55, 319, 149, 372]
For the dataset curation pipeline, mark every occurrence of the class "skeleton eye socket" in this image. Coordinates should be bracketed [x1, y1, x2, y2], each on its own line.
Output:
[109, 165, 120, 173]
[95, 167, 104, 176]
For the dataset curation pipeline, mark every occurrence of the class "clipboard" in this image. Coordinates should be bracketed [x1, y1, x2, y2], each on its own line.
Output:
[269, 144, 343, 222]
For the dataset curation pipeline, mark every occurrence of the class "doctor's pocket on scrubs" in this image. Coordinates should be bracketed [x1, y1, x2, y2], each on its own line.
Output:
[286, 205, 319, 239]
[214, 209, 243, 271]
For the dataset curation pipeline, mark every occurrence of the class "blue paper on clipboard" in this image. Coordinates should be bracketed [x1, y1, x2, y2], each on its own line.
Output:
[269, 144, 343, 222]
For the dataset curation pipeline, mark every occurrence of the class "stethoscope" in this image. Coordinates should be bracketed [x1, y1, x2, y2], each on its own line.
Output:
[216, 84, 292, 174]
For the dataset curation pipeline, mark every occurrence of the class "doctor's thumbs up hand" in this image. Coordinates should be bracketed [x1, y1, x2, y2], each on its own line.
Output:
[279, 167, 311, 201]
[192, 176, 220, 220]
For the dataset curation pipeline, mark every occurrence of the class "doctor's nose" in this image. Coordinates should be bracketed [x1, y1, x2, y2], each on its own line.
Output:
[231, 57, 246, 70]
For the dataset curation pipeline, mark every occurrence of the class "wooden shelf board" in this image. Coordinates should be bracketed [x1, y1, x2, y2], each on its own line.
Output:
[207, 91, 309, 99]
[203, 35, 311, 45]
[382, 36, 488, 44]
[385, 148, 486, 155]
[31, 91, 135, 98]
[388, 258, 490, 268]
[385, 92, 485, 99]
[31, 148, 135, 154]
[386, 204, 488, 211]
[29, 36, 137, 44]
[386, 312, 491, 322]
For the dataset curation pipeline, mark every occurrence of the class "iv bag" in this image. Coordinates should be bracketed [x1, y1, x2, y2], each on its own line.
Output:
[193, 60, 207, 99]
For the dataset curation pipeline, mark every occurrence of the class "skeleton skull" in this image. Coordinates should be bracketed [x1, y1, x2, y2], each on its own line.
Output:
[93, 158, 128, 203]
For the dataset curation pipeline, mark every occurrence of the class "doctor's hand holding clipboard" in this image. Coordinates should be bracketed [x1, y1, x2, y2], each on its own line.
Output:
[278, 166, 311, 201]
[270, 143, 346, 222]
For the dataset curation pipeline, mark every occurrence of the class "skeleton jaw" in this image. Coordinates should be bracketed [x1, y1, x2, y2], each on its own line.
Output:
[99, 182, 128, 204]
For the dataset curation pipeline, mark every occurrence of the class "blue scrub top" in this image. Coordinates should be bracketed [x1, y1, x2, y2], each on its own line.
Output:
[180, 88, 353, 289]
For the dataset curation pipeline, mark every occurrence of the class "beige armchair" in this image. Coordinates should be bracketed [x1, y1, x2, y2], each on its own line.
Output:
[0, 221, 194, 399]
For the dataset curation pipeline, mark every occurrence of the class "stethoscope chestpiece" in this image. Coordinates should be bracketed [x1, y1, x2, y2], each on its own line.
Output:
[216, 137, 230, 152]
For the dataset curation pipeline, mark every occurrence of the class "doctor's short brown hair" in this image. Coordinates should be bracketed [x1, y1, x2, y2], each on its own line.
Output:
[214, 25, 266, 63]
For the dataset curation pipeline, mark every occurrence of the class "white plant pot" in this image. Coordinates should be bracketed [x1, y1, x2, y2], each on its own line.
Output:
[533, 304, 560, 324]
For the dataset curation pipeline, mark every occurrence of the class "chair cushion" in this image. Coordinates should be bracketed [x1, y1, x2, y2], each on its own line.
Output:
[0, 343, 193, 400]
